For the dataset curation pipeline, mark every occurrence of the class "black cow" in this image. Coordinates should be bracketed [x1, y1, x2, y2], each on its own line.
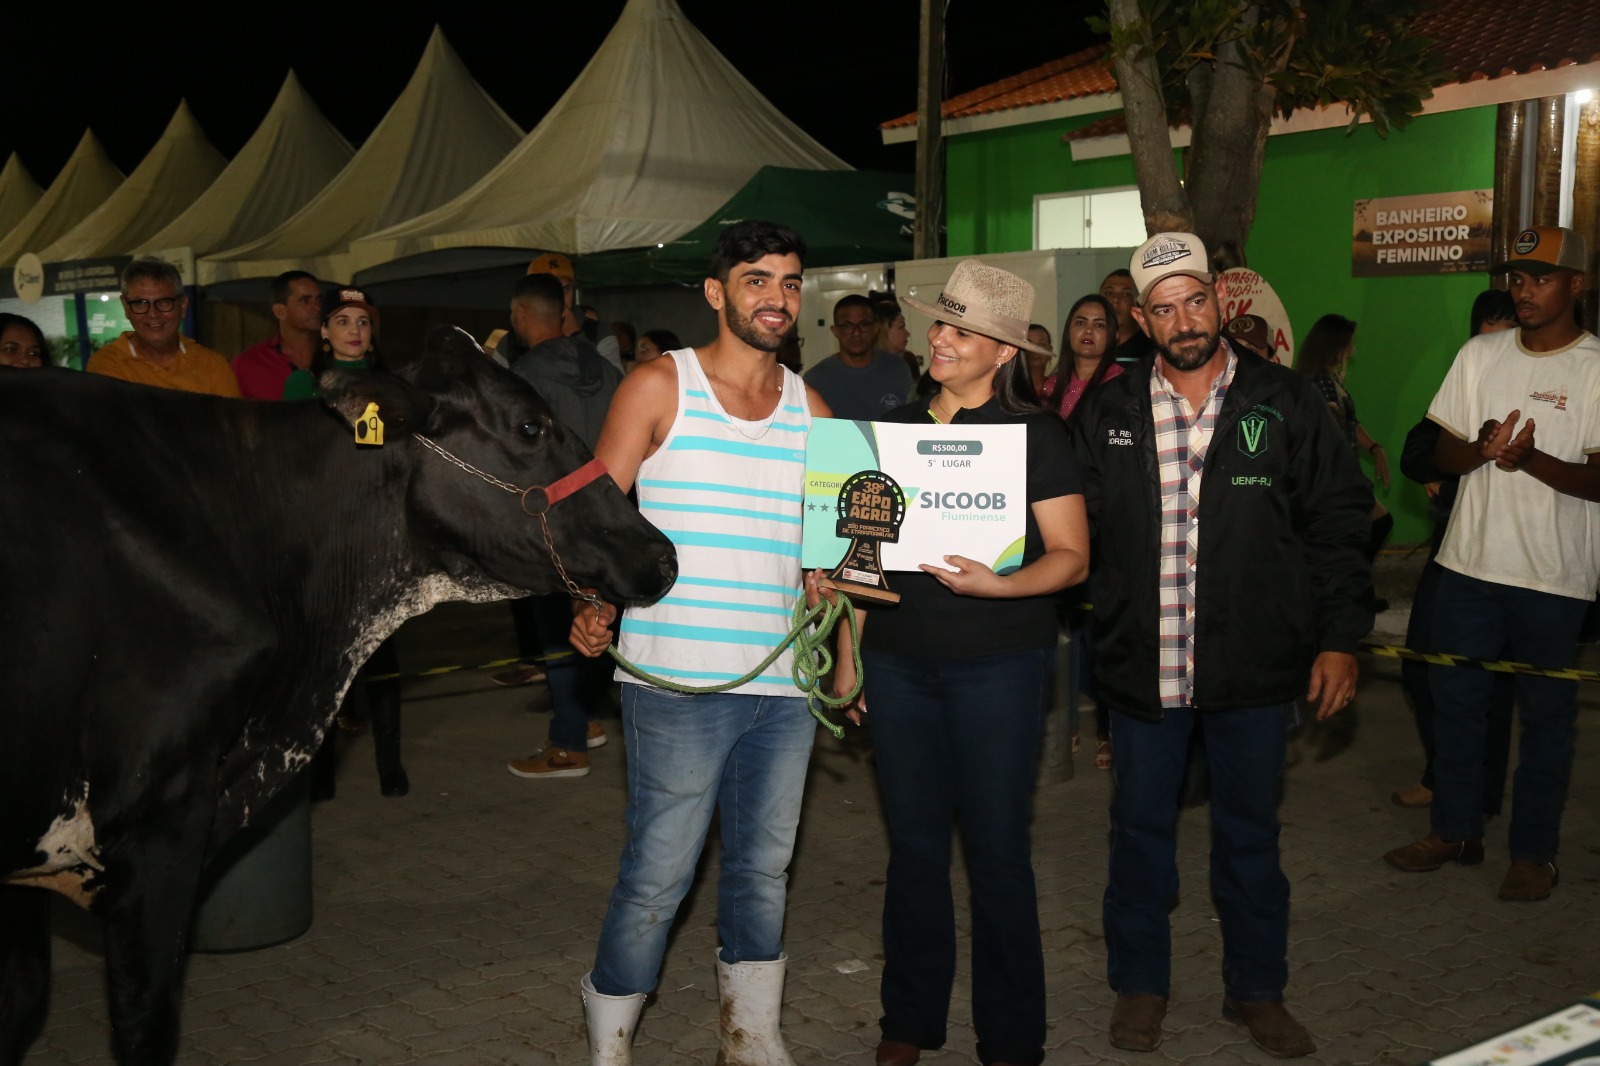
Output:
[0, 327, 675, 1065]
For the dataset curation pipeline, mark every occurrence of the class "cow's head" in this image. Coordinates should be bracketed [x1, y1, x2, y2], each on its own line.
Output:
[319, 326, 675, 607]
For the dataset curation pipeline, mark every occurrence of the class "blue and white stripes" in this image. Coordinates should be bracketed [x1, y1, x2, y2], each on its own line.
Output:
[617, 350, 811, 695]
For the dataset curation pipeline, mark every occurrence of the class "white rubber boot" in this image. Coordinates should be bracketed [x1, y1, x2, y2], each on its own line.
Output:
[715, 953, 797, 1066]
[582, 972, 646, 1066]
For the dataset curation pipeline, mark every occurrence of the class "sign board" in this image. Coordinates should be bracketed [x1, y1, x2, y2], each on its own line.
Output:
[1353, 190, 1493, 277]
[12, 253, 44, 303]
[1428, 996, 1600, 1065]
[802, 418, 1027, 574]
[40, 256, 131, 297]
[1217, 268, 1296, 366]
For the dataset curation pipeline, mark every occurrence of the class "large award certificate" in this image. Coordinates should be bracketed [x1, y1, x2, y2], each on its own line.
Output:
[801, 418, 1028, 588]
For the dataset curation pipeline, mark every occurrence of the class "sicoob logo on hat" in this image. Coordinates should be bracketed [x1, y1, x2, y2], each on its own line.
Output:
[1142, 237, 1194, 269]
[1513, 230, 1540, 256]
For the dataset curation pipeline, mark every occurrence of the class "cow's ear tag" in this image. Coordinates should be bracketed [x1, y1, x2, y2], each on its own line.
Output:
[355, 402, 385, 446]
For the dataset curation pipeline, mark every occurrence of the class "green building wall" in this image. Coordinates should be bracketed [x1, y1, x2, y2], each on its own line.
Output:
[946, 104, 1499, 545]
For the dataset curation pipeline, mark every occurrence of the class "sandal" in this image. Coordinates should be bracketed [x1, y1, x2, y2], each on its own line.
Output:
[1095, 739, 1112, 771]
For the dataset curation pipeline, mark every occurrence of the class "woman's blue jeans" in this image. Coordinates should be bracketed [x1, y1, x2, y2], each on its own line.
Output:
[865, 646, 1053, 1066]
[589, 684, 815, 996]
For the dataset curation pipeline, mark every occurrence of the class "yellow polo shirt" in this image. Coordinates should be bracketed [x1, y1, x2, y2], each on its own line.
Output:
[87, 332, 241, 398]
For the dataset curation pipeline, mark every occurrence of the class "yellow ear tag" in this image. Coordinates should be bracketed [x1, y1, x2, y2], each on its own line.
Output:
[355, 402, 385, 446]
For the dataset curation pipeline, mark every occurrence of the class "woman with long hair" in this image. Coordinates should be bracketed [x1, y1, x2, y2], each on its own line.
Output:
[1391, 289, 1517, 812]
[0, 313, 49, 368]
[873, 298, 919, 381]
[289, 287, 407, 798]
[835, 259, 1089, 1066]
[1296, 314, 1392, 573]
[1040, 294, 1123, 423]
[282, 286, 382, 401]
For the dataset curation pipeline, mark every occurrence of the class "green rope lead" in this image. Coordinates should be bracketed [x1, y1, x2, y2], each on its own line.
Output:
[605, 594, 863, 739]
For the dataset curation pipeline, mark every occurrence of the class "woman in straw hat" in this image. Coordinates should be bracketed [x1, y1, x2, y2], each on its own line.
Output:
[834, 259, 1089, 1066]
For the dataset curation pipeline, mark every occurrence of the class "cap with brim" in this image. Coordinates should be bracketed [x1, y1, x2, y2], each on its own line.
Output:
[1224, 313, 1271, 357]
[1492, 226, 1588, 275]
[322, 286, 378, 320]
[526, 252, 576, 282]
[901, 258, 1052, 355]
[1131, 231, 1214, 305]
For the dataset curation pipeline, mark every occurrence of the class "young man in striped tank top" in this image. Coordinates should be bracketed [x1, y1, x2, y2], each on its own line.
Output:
[569, 221, 834, 1065]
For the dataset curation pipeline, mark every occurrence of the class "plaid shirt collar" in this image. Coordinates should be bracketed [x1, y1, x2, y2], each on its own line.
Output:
[1149, 343, 1237, 708]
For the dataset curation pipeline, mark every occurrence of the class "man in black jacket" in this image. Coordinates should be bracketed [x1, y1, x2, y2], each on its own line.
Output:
[1072, 233, 1372, 1058]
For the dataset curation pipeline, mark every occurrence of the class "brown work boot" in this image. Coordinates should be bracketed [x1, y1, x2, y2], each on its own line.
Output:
[1383, 833, 1484, 872]
[1390, 783, 1433, 808]
[1498, 860, 1558, 902]
[1223, 997, 1315, 1058]
[1109, 994, 1167, 1052]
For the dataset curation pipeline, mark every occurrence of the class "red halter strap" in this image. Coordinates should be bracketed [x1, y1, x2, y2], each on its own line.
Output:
[521, 457, 609, 516]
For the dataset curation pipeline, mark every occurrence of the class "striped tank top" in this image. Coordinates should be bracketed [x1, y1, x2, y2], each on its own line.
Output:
[617, 348, 812, 696]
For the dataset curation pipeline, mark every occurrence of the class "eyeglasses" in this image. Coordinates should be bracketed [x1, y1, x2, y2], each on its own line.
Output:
[125, 296, 180, 314]
[0, 342, 44, 360]
[833, 321, 876, 333]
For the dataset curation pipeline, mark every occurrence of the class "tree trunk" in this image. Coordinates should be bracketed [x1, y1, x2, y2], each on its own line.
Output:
[1108, 0, 1190, 235]
[1184, 4, 1290, 268]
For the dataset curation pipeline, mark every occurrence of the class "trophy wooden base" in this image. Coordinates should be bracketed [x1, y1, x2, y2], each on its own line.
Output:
[821, 574, 901, 606]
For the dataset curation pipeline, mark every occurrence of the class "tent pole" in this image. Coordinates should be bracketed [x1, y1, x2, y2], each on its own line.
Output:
[914, 0, 945, 261]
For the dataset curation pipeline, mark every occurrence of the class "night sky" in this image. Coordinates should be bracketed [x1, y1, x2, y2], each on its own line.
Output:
[5, 3, 1104, 185]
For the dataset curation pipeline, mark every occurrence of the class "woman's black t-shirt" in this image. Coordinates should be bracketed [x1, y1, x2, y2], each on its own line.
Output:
[858, 395, 1083, 659]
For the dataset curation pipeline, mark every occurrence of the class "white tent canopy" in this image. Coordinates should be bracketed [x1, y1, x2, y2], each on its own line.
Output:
[200, 28, 522, 287]
[41, 101, 226, 263]
[0, 131, 122, 269]
[0, 155, 43, 241]
[142, 72, 353, 257]
[349, 0, 847, 280]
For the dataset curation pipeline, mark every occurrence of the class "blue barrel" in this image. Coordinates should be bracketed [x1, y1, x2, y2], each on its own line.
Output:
[190, 773, 313, 952]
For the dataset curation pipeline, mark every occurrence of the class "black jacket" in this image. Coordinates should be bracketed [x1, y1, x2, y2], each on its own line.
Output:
[1071, 348, 1373, 720]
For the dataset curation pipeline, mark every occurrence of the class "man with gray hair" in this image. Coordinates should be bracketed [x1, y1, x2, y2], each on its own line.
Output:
[87, 257, 238, 397]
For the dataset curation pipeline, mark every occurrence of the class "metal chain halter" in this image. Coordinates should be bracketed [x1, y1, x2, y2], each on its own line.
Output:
[411, 433, 608, 608]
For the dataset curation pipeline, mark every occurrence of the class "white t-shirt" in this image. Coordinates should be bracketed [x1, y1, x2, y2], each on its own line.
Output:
[1429, 328, 1600, 600]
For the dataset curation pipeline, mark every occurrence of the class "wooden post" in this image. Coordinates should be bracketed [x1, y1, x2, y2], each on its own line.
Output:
[1572, 96, 1600, 333]
[1490, 101, 1527, 290]
[913, 0, 945, 261]
[1531, 96, 1565, 226]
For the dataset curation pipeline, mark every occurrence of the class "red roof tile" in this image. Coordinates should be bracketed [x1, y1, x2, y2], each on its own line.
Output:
[883, 0, 1600, 132]
[880, 44, 1116, 130]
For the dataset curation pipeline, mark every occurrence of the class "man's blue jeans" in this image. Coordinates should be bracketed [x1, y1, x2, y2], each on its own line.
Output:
[1428, 567, 1588, 862]
[1104, 704, 1292, 1002]
[865, 647, 1052, 1066]
[589, 684, 815, 996]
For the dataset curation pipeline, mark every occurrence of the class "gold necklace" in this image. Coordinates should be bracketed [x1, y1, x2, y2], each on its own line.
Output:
[703, 359, 784, 440]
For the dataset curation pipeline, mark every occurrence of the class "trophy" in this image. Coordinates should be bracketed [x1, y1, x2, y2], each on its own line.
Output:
[822, 470, 907, 605]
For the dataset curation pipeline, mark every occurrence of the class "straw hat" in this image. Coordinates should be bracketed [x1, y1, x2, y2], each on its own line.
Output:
[902, 259, 1052, 355]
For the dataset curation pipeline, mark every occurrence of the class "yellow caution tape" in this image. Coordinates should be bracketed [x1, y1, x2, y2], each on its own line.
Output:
[1358, 640, 1600, 682]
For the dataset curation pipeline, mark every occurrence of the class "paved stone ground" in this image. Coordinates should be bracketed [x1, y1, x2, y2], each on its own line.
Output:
[24, 551, 1600, 1064]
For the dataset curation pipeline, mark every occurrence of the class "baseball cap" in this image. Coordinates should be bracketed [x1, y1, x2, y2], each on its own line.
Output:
[1224, 314, 1271, 358]
[1130, 232, 1214, 305]
[526, 252, 576, 283]
[321, 285, 377, 321]
[1493, 226, 1588, 275]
